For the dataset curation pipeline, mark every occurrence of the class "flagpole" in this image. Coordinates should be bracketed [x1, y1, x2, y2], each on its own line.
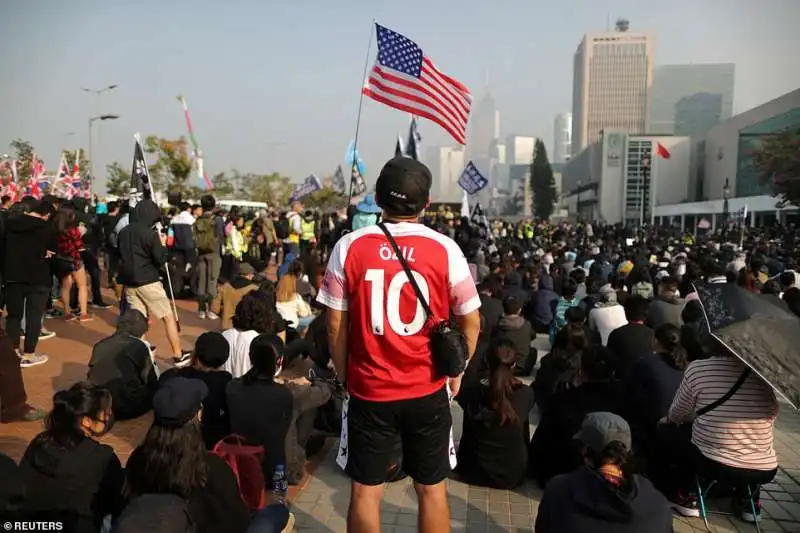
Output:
[347, 20, 376, 205]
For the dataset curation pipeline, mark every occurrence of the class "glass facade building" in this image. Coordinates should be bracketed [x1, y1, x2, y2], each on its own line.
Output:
[624, 140, 654, 225]
[736, 106, 800, 197]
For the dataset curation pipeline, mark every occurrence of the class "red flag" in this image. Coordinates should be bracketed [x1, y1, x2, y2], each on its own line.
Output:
[656, 142, 671, 159]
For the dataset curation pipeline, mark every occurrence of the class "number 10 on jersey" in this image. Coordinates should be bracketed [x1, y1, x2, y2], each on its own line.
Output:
[365, 268, 430, 337]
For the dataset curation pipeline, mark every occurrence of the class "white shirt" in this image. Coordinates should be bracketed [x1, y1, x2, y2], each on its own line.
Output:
[221, 328, 260, 379]
[276, 294, 312, 328]
[589, 305, 628, 346]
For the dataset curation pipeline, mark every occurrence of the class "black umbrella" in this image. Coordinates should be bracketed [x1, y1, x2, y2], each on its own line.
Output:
[695, 283, 800, 409]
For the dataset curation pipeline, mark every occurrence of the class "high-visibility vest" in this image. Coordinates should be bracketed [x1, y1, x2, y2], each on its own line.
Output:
[301, 219, 316, 242]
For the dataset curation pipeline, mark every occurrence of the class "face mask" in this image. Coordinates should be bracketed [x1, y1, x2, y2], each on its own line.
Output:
[89, 412, 116, 437]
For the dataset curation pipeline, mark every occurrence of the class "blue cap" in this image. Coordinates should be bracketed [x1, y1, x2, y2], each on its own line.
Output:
[153, 377, 208, 427]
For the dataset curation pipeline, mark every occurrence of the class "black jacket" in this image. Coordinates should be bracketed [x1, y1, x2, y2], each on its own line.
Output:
[478, 293, 503, 341]
[88, 334, 158, 420]
[606, 323, 655, 381]
[535, 466, 673, 533]
[626, 354, 684, 435]
[19, 434, 125, 533]
[118, 200, 168, 287]
[494, 315, 535, 371]
[3, 214, 58, 287]
[226, 378, 293, 481]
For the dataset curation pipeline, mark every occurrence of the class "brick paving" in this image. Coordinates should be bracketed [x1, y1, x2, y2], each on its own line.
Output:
[3, 306, 800, 532]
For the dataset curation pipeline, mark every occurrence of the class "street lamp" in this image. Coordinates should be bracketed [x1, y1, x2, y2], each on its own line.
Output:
[722, 177, 731, 239]
[88, 114, 120, 195]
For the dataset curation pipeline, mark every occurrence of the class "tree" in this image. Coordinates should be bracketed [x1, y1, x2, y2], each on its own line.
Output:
[211, 171, 236, 199]
[144, 136, 193, 193]
[9, 138, 35, 181]
[302, 187, 346, 211]
[529, 139, 558, 220]
[105, 162, 131, 197]
[752, 127, 800, 207]
[238, 171, 293, 205]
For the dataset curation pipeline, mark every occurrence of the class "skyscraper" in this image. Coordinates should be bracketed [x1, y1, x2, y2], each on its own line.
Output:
[553, 113, 573, 163]
[505, 135, 536, 165]
[650, 64, 735, 137]
[468, 90, 500, 160]
[426, 146, 465, 203]
[571, 19, 653, 155]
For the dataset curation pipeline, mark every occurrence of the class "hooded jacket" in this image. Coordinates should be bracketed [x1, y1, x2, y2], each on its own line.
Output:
[494, 315, 535, 369]
[3, 214, 58, 287]
[118, 200, 168, 287]
[19, 434, 125, 533]
[528, 275, 559, 328]
[647, 293, 685, 329]
[211, 276, 259, 330]
[535, 466, 673, 533]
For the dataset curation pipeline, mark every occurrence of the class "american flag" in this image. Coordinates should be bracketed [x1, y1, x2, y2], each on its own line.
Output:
[362, 23, 471, 145]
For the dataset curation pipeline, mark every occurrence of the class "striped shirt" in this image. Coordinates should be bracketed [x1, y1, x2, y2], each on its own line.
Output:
[669, 357, 778, 471]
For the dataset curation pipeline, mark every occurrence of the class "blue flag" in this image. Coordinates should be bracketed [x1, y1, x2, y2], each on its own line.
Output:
[290, 174, 322, 202]
[458, 161, 488, 194]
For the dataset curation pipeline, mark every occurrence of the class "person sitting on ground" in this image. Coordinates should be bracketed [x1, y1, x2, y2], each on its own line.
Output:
[626, 323, 688, 443]
[550, 278, 581, 345]
[275, 260, 313, 333]
[456, 338, 534, 489]
[87, 309, 157, 420]
[0, 452, 25, 513]
[535, 412, 673, 533]
[493, 296, 537, 376]
[222, 291, 280, 379]
[125, 377, 255, 533]
[588, 284, 628, 346]
[0, 325, 46, 422]
[160, 331, 232, 450]
[606, 295, 655, 381]
[20, 382, 124, 533]
[477, 275, 504, 343]
[533, 323, 587, 413]
[529, 345, 624, 488]
[647, 276, 685, 329]
[274, 338, 334, 485]
[211, 262, 259, 331]
[227, 335, 295, 488]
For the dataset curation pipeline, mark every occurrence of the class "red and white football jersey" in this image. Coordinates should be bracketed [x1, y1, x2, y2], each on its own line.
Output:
[317, 222, 480, 402]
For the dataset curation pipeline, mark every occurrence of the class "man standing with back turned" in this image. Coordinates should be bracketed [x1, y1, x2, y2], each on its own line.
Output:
[317, 157, 481, 533]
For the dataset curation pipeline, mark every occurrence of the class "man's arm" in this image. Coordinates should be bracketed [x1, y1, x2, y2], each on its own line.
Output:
[326, 309, 349, 381]
[455, 310, 481, 362]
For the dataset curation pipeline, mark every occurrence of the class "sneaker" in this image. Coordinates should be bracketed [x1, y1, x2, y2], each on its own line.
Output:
[91, 301, 112, 310]
[39, 329, 56, 341]
[670, 493, 701, 518]
[206, 311, 219, 320]
[173, 351, 193, 368]
[198, 311, 207, 320]
[735, 495, 762, 523]
[19, 354, 49, 368]
[281, 512, 295, 533]
[1, 405, 46, 423]
[78, 313, 94, 323]
[44, 309, 64, 319]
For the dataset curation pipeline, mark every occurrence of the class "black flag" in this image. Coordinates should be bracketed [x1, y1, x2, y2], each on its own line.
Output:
[405, 116, 421, 160]
[351, 164, 367, 197]
[394, 136, 404, 158]
[131, 133, 152, 201]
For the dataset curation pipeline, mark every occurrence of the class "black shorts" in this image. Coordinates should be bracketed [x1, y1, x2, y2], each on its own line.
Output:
[346, 387, 452, 486]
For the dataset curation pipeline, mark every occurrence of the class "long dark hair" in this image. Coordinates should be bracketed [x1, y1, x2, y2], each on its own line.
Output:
[654, 323, 689, 370]
[486, 338, 521, 426]
[242, 334, 282, 385]
[44, 382, 111, 449]
[125, 420, 209, 499]
[53, 202, 78, 233]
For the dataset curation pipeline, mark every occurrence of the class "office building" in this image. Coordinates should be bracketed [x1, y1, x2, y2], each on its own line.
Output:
[426, 146, 465, 203]
[571, 19, 653, 155]
[561, 131, 691, 225]
[468, 90, 500, 160]
[650, 64, 735, 137]
[553, 113, 572, 163]
[505, 135, 536, 165]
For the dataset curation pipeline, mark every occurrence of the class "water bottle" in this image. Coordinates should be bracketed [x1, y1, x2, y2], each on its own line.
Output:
[272, 464, 288, 506]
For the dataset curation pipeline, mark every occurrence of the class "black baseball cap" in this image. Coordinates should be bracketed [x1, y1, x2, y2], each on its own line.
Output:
[153, 377, 208, 427]
[375, 157, 432, 216]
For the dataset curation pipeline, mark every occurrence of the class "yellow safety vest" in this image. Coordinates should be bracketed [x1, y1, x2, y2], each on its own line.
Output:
[300, 219, 316, 242]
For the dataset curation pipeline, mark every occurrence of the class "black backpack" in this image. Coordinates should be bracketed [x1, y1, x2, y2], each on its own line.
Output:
[274, 218, 289, 240]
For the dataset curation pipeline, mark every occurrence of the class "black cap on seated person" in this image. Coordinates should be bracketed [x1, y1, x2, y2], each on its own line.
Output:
[153, 377, 208, 427]
[375, 157, 432, 217]
[573, 412, 632, 453]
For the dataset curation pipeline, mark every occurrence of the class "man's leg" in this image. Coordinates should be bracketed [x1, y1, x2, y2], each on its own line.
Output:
[4, 284, 25, 353]
[401, 389, 453, 533]
[196, 255, 209, 312]
[345, 396, 396, 533]
[22, 289, 48, 355]
[83, 251, 104, 305]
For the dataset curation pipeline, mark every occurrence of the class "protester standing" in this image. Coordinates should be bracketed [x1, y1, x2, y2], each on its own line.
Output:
[193, 195, 221, 320]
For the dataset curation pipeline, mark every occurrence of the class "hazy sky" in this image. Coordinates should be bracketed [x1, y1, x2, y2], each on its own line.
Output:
[2, 0, 799, 192]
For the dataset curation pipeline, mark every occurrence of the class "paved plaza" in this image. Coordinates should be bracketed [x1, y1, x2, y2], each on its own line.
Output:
[3, 302, 800, 532]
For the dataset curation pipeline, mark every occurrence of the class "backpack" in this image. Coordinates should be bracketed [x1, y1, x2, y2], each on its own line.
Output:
[211, 435, 267, 512]
[194, 216, 217, 254]
[274, 218, 289, 240]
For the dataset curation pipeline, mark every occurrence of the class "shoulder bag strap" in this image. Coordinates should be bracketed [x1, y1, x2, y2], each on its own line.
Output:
[695, 368, 751, 417]
[377, 222, 435, 322]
